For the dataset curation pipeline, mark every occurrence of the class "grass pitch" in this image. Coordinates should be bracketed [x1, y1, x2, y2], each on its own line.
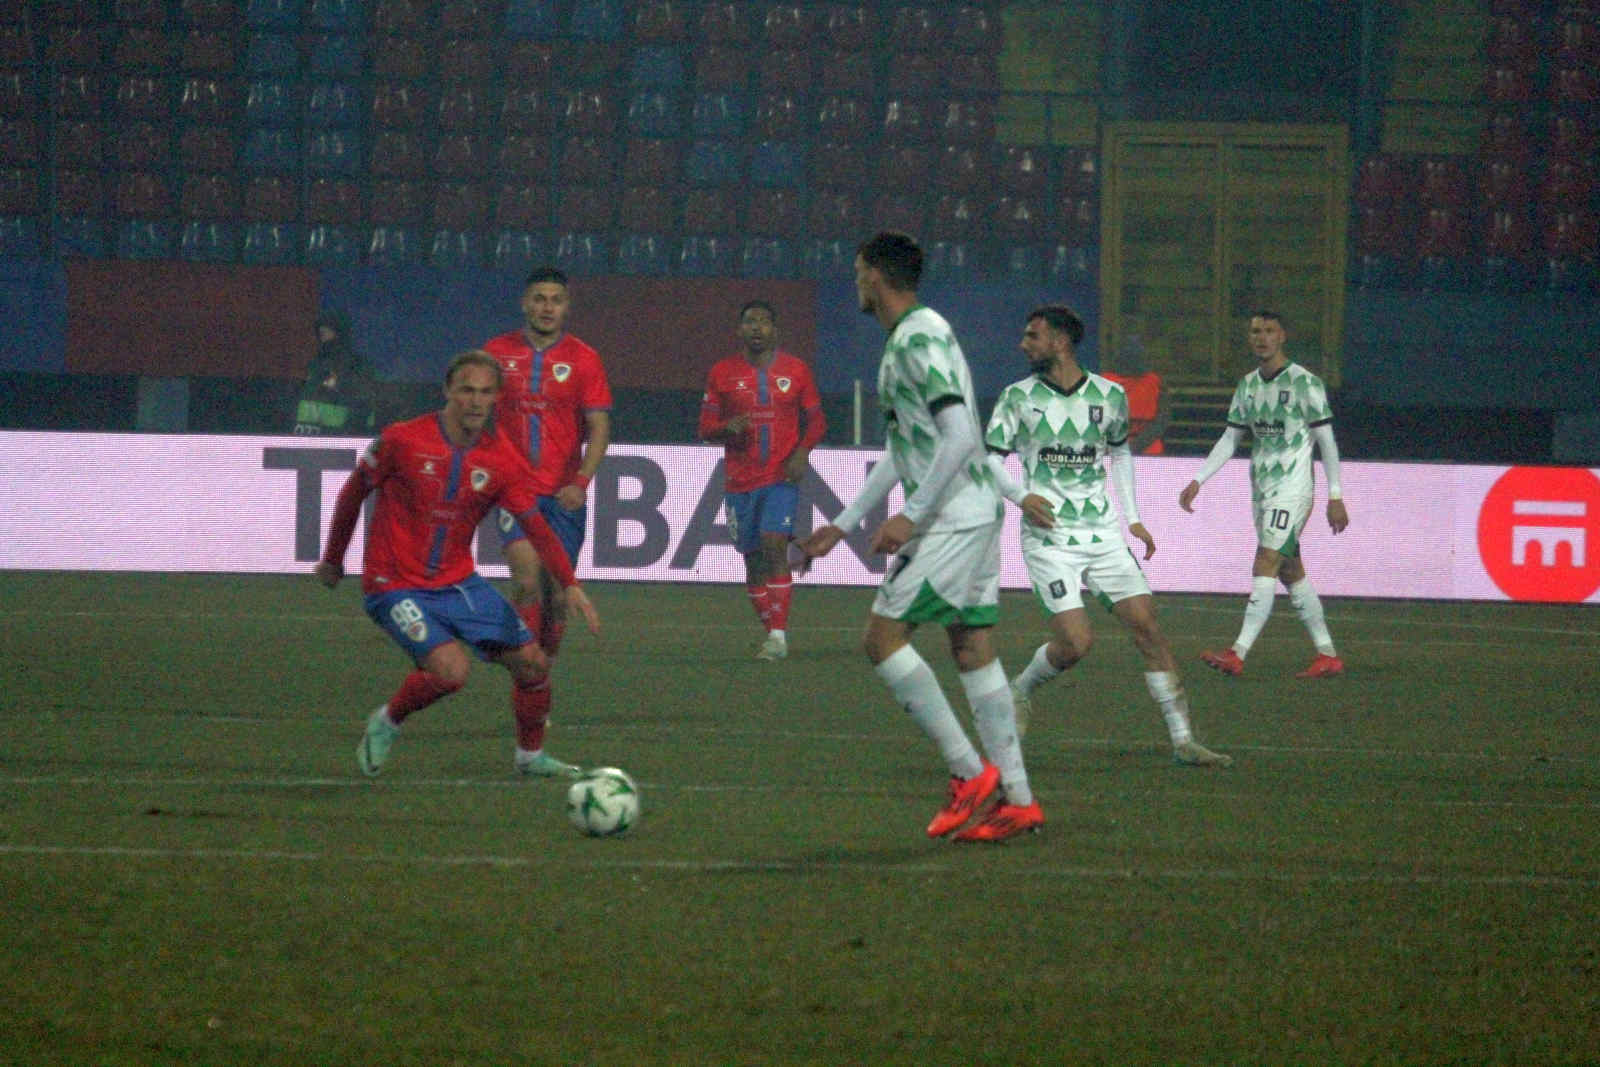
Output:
[0, 572, 1596, 1064]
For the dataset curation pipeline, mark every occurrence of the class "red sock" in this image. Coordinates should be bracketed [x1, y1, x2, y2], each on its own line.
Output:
[516, 599, 542, 645]
[746, 584, 772, 630]
[513, 677, 552, 750]
[766, 573, 792, 631]
[386, 669, 462, 725]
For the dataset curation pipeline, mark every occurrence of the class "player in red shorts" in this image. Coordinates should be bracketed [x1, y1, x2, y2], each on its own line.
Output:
[480, 268, 613, 777]
[699, 300, 826, 660]
[316, 350, 600, 778]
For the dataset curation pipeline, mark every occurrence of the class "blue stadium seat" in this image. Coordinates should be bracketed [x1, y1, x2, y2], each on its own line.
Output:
[504, 0, 559, 38]
[684, 139, 739, 185]
[738, 236, 794, 278]
[240, 127, 300, 169]
[554, 230, 610, 273]
[428, 229, 484, 269]
[308, 34, 361, 76]
[246, 0, 300, 28]
[178, 220, 238, 262]
[799, 238, 852, 279]
[308, 0, 363, 30]
[244, 79, 298, 126]
[1048, 244, 1098, 286]
[676, 233, 732, 276]
[923, 240, 977, 284]
[305, 129, 360, 174]
[0, 215, 40, 257]
[54, 216, 108, 258]
[569, 0, 624, 40]
[305, 222, 362, 265]
[244, 32, 299, 74]
[691, 92, 744, 139]
[614, 232, 671, 275]
[491, 229, 547, 271]
[116, 219, 173, 259]
[626, 91, 680, 138]
[241, 221, 300, 263]
[631, 46, 685, 89]
[305, 81, 359, 127]
[749, 140, 802, 188]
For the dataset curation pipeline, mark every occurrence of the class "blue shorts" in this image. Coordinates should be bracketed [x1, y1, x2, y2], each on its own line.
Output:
[497, 495, 586, 563]
[364, 574, 532, 664]
[724, 483, 798, 556]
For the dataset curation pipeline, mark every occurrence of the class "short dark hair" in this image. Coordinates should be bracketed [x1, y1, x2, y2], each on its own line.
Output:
[1251, 309, 1284, 327]
[739, 299, 776, 322]
[1028, 304, 1085, 346]
[857, 230, 922, 291]
[444, 349, 502, 388]
[524, 266, 568, 289]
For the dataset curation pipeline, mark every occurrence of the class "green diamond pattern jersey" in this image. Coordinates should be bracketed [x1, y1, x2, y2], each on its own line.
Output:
[1225, 362, 1334, 502]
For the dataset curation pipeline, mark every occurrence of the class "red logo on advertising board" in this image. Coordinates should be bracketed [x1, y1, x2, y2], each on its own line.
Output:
[1476, 466, 1600, 602]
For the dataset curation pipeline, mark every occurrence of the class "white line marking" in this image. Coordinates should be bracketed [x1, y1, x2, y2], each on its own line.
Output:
[0, 843, 1592, 889]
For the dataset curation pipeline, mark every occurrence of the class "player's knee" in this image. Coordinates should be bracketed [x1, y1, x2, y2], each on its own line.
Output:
[427, 664, 469, 692]
[1052, 630, 1092, 665]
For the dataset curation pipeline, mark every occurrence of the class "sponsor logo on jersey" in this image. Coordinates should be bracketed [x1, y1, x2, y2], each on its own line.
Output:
[1038, 443, 1098, 470]
[470, 467, 490, 491]
[1254, 418, 1287, 438]
[1477, 466, 1600, 602]
[552, 363, 572, 383]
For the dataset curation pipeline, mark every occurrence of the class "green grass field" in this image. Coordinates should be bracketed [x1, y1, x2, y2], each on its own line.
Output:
[1, 572, 1597, 1065]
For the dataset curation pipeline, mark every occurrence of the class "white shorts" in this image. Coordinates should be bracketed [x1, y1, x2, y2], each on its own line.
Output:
[1022, 535, 1151, 615]
[1253, 493, 1313, 555]
[871, 522, 1002, 627]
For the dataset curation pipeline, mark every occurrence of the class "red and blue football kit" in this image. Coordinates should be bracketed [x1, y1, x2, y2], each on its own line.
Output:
[698, 350, 825, 494]
[480, 330, 613, 495]
[320, 412, 576, 595]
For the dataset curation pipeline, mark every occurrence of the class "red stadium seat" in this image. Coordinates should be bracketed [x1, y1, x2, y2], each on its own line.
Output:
[1549, 113, 1597, 161]
[696, 3, 749, 44]
[55, 169, 106, 215]
[179, 172, 237, 217]
[886, 51, 940, 92]
[439, 0, 492, 37]
[497, 133, 551, 176]
[890, 5, 945, 52]
[437, 85, 483, 130]
[432, 181, 486, 230]
[618, 182, 678, 232]
[116, 0, 168, 25]
[369, 130, 427, 176]
[499, 86, 553, 133]
[369, 178, 426, 223]
[47, 25, 104, 69]
[51, 74, 102, 119]
[744, 186, 802, 237]
[495, 182, 550, 229]
[761, 4, 813, 48]
[372, 36, 430, 80]
[1477, 157, 1530, 208]
[1486, 16, 1538, 71]
[758, 48, 812, 92]
[926, 193, 981, 239]
[1418, 156, 1470, 208]
[815, 94, 872, 141]
[1483, 204, 1534, 258]
[943, 51, 999, 92]
[633, 1, 687, 42]
[949, 5, 1000, 54]
[809, 140, 866, 189]
[556, 182, 615, 230]
[818, 49, 871, 92]
[933, 144, 989, 193]
[880, 97, 932, 143]
[560, 88, 614, 136]
[0, 118, 39, 165]
[372, 83, 429, 128]
[805, 188, 863, 237]
[115, 169, 172, 217]
[180, 29, 234, 71]
[1551, 66, 1599, 109]
[940, 97, 994, 145]
[1540, 158, 1596, 209]
[55, 121, 105, 167]
[1058, 195, 1099, 246]
[177, 76, 230, 123]
[241, 174, 295, 221]
[113, 28, 175, 69]
[622, 136, 679, 184]
[373, 0, 428, 34]
[682, 186, 735, 231]
[433, 133, 488, 177]
[1484, 64, 1533, 105]
[437, 39, 493, 84]
[869, 191, 924, 234]
[693, 44, 749, 90]
[992, 195, 1043, 241]
[557, 134, 615, 184]
[179, 0, 234, 28]
[873, 143, 931, 188]
[504, 41, 554, 85]
[752, 92, 805, 139]
[996, 144, 1049, 195]
[1418, 204, 1471, 257]
[115, 120, 170, 168]
[1542, 205, 1598, 257]
[306, 176, 361, 222]
[1480, 111, 1532, 164]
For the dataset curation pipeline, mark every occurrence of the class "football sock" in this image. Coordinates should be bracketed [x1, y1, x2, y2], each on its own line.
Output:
[765, 572, 792, 632]
[1233, 576, 1278, 656]
[386, 669, 462, 725]
[746, 584, 771, 630]
[1144, 670, 1194, 746]
[874, 644, 984, 780]
[512, 676, 552, 751]
[962, 659, 1032, 807]
[1015, 642, 1064, 694]
[540, 614, 567, 656]
[516, 600, 542, 646]
[1288, 578, 1337, 656]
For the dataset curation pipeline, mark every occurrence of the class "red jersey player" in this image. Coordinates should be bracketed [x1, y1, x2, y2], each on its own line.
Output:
[316, 350, 600, 778]
[479, 267, 613, 777]
[699, 300, 826, 660]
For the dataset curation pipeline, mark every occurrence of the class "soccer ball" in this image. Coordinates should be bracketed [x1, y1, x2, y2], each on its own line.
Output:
[565, 766, 640, 837]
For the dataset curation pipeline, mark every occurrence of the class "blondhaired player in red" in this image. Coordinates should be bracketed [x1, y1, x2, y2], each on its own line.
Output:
[699, 300, 825, 661]
[479, 267, 613, 778]
[316, 350, 600, 778]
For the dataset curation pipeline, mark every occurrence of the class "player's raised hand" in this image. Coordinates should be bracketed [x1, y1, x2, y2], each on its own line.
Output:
[1178, 480, 1202, 513]
[1019, 493, 1055, 528]
[1128, 521, 1156, 560]
[1327, 498, 1349, 534]
[314, 561, 342, 588]
[562, 584, 601, 635]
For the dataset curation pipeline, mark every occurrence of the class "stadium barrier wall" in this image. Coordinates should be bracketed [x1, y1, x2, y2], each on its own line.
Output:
[2, 431, 1597, 604]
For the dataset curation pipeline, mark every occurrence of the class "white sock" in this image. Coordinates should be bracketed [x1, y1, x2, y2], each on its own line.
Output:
[1144, 671, 1193, 747]
[961, 660, 1032, 806]
[1287, 578, 1336, 656]
[770, 629, 786, 643]
[1234, 576, 1278, 656]
[1014, 642, 1063, 694]
[875, 645, 984, 780]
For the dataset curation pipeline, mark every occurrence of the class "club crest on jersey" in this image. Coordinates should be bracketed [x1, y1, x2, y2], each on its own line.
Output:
[552, 363, 572, 383]
[470, 467, 490, 491]
[1279, 389, 1290, 406]
[1089, 405, 1103, 424]
[776, 376, 792, 392]
[421, 460, 437, 475]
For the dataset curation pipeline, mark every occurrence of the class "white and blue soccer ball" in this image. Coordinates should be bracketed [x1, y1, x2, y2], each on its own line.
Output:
[565, 766, 640, 837]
